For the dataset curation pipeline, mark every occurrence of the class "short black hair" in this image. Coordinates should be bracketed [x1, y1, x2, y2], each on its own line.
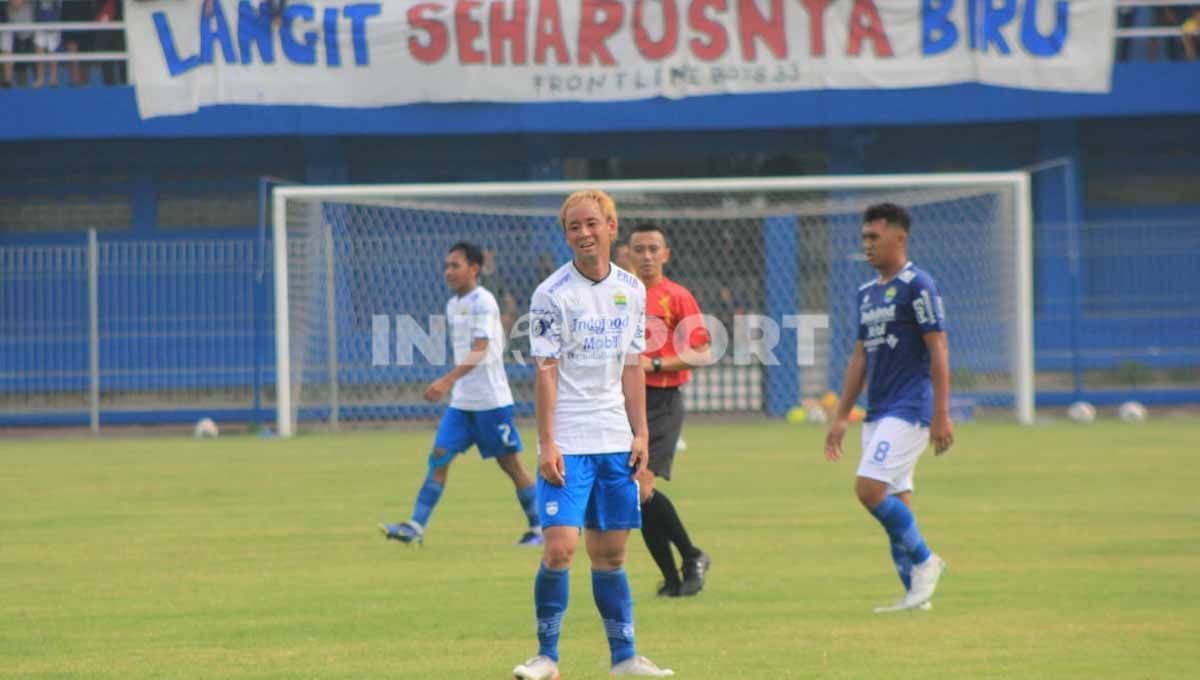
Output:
[630, 222, 668, 243]
[448, 241, 483, 267]
[863, 203, 911, 232]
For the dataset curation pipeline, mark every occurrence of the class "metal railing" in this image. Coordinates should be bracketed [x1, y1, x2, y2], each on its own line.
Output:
[0, 22, 124, 64]
[1117, 0, 1196, 39]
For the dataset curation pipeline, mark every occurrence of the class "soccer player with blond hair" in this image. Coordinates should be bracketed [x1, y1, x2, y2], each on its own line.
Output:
[512, 190, 674, 679]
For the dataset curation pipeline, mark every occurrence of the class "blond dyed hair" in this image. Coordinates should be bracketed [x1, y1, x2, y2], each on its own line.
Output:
[559, 189, 618, 229]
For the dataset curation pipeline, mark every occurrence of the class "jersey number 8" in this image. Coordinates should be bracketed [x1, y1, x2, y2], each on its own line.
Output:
[872, 441, 891, 463]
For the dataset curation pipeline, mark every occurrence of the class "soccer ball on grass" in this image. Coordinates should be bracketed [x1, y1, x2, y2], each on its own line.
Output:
[1118, 401, 1147, 423]
[194, 417, 220, 438]
[1066, 401, 1096, 424]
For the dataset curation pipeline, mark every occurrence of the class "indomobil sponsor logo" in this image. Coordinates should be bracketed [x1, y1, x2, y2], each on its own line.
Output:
[860, 304, 897, 325]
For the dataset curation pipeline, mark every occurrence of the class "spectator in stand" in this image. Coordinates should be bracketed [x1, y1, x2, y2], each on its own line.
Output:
[1, 1, 10, 88]
[1183, 7, 1200, 61]
[2, 0, 36, 87]
[32, 0, 63, 88]
[613, 242, 633, 272]
[1116, 5, 1153, 63]
[93, 0, 121, 85]
[478, 247, 521, 336]
[708, 284, 748, 360]
[62, 0, 95, 86]
[1155, 5, 1185, 61]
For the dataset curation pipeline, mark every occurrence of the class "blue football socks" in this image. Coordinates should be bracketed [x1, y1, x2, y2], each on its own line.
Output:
[871, 495, 932, 567]
[535, 565, 569, 662]
[410, 477, 444, 529]
[889, 535, 914, 590]
[517, 484, 539, 529]
[592, 568, 636, 666]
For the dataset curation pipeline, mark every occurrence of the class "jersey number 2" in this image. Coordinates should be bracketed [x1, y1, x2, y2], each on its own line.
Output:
[498, 423, 515, 447]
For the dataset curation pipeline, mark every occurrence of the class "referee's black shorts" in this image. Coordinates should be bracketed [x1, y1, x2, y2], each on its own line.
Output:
[646, 386, 686, 480]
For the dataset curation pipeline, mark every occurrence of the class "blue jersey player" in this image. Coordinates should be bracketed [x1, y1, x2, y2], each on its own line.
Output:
[379, 242, 541, 547]
[824, 203, 953, 613]
[512, 190, 674, 679]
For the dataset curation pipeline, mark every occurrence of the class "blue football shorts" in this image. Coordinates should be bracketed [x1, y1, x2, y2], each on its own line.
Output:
[431, 405, 523, 465]
[537, 452, 641, 531]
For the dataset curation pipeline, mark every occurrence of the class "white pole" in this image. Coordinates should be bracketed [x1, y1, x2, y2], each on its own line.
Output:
[324, 223, 339, 429]
[87, 229, 100, 433]
[1014, 174, 1036, 425]
[273, 193, 293, 437]
[273, 173, 1029, 200]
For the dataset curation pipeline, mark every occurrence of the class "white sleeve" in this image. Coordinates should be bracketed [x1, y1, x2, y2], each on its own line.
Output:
[529, 287, 562, 359]
[469, 297, 499, 341]
[911, 275, 945, 334]
[628, 286, 646, 354]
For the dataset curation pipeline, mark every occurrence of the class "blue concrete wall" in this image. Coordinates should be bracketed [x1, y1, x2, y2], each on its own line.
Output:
[1, 63, 1198, 141]
[1, 60, 1197, 422]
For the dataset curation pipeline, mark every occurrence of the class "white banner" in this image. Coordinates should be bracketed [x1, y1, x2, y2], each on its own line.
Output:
[127, 0, 1115, 119]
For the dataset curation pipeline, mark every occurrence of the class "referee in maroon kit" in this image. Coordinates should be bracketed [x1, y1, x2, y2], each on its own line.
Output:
[625, 223, 713, 597]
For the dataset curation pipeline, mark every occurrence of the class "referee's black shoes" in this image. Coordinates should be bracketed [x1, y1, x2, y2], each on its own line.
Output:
[656, 581, 682, 598]
[679, 551, 712, 596]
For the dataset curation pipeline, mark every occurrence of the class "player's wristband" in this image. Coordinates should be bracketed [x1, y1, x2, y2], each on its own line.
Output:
[651, 357, 663, 372]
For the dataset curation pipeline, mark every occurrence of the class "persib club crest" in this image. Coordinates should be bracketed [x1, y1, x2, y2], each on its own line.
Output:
[613, 292, 627, 307]
[884, 286, 897, 302]
[545, 501, 559, 516]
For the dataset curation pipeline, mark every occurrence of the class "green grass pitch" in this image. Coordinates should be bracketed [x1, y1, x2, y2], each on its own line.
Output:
[2, 419, 1198, 678]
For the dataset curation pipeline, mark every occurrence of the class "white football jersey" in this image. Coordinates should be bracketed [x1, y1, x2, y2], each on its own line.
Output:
[446, 286, 513, 411]
[529, 262, 646, 455]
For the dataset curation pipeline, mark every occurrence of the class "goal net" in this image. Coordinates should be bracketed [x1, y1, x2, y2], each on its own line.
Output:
[273, 175, 1032, 436]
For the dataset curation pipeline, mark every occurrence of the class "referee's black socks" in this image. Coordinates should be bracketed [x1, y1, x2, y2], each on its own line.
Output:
[641, 490, 701, 586]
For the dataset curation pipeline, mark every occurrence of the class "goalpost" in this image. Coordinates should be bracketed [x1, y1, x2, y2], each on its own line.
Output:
[272, 174, 1034, 437]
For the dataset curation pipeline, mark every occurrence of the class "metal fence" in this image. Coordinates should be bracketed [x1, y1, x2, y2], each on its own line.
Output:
[1, 212, 1197, 430]
[1034, 218, 1200, 404]
[0, 232, 272, 429]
